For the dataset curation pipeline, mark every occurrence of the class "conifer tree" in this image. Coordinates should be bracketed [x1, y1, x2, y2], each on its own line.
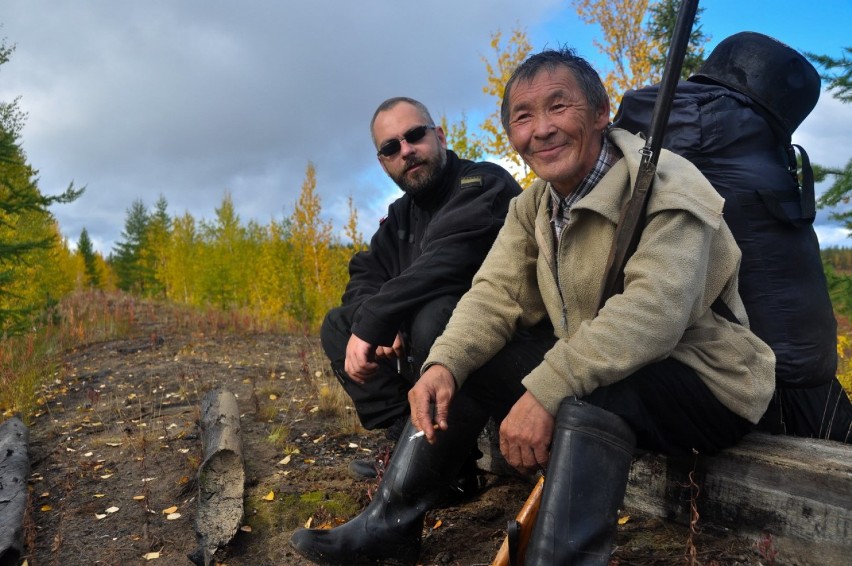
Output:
[111, 199, 151, 293]
[0, 37, 82, 331]
[77, 227, 101, 288]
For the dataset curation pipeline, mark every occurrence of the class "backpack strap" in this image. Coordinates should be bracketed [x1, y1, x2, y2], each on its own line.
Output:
[711, 296, 740, 325]
[754, 143, 816, 226]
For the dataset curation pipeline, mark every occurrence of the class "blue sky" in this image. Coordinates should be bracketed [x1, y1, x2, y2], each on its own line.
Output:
[1, 1, 850, 252]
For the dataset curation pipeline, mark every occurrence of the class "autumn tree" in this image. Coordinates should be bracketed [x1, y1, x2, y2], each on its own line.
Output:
[441, 113, 484, 162]
[287, 162, 340, 330]
[572, 0, 709, 111]
[574, 0, 655, 111]
[162, 212, 202, 304]
[198, 193, 261, 309]
[477, 27, 536, 186]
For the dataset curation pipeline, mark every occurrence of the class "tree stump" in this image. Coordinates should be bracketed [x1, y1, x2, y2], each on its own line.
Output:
[189, 389, 244, 566]
[0, 417, 29, 566]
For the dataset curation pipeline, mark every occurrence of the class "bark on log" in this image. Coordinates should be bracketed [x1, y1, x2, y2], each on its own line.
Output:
[0, 417, 30, 566]
[625, 433, 852, 566]
[189, 389, 244, 566]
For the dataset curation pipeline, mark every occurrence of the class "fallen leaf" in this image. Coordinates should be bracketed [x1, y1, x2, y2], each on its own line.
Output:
[40, 505, 52, 512]
[240, 525, 252, 533]
[162, 506, 178, 514]
[262, 491, 275, 501]
[347, 443, 359, 449]
[142, 551, 160, 560]
[105, 506, 119, 514]
[133, 495, 146, 501]
[618, 515, 630, 525]
[95, 513, 107, 520]
[433, 519, 442, 529]
[100, 474, 113, 479]
[40, 492, 49, 498]
[166, 512, 181, 520]
[278, 455, 291, 465]
[106, 442, 121, 447]
[83, 451, 93, 457]
[304, 516, 313, 528]
[269, 394, 278, 400]
[178, 448, 190, 454]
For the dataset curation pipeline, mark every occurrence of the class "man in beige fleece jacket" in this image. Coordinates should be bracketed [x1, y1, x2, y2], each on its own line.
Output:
[290, 48, 775, 566]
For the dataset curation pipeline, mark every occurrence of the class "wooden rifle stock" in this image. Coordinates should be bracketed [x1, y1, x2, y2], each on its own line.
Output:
[491, 475, 544, 566]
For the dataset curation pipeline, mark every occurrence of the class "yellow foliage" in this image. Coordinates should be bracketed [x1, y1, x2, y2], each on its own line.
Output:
[835, 334, 852, 399]
[573, 0, 657, 114]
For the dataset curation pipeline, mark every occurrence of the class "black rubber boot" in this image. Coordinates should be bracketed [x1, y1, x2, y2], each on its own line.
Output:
[289, 398, 489, 565]
[525, 399, 636, 566]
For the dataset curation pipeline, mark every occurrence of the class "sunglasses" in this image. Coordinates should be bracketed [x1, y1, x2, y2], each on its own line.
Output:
[377, 125, 435, 157]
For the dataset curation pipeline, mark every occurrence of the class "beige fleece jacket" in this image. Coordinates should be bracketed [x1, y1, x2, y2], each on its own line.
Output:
[424, 128, 775, 424]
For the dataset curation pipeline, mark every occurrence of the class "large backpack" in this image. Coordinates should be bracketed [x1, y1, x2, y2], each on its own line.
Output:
[612, 32, 837, 388]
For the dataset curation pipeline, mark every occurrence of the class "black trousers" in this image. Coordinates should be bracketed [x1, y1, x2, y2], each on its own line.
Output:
[321, 294, 558, 430]
[458, 356, 752, 457]
[756, 377, 852, 443]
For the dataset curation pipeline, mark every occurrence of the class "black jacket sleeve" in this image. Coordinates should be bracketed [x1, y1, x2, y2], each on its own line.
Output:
[350, 163, 521, 346]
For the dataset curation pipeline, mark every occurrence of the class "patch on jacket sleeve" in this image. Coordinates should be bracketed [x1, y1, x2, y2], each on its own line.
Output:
[459, 175, 484, 190]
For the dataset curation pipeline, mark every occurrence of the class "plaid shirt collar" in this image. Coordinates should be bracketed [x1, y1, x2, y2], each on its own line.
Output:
[550, 133, 621, 240]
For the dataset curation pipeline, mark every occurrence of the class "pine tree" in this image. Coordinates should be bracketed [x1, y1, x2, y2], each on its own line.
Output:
[111, 199, 151, 293]
[810, 48, 852, 236]
[1, 36, 82, 331]
[77, 228, 101, 288]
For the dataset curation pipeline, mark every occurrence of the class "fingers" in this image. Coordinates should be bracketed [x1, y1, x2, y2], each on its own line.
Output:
[391, 332, 405, 359]
[344, 334, 378, 384]
[408, 365, 455, 443]
[499, 392, 554, 474]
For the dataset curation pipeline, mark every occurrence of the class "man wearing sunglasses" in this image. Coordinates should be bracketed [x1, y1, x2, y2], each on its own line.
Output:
[318, 97, 556, 491]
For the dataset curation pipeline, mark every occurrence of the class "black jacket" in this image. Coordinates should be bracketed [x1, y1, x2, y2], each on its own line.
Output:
[342, 150, 522, 346]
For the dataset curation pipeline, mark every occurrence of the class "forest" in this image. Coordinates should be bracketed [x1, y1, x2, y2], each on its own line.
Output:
[3, 0, 852, 416]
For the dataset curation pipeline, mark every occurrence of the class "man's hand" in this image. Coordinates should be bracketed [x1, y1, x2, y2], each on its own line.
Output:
[344, 334, 379, 384]
[375, 332, 405, 362]
[499, 391, 554, 475]
[408, 364, 455, 443]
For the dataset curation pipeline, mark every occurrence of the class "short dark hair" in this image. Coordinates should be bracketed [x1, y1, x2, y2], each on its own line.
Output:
[500, 48, 608, 133]
[370, 97, 435, 146]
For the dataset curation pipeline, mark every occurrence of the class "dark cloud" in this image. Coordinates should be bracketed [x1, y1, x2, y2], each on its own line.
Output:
[1, 1, 849, 251]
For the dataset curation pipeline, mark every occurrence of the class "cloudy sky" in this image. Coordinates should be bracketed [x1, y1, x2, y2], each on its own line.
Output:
[1, 1, 850, 254]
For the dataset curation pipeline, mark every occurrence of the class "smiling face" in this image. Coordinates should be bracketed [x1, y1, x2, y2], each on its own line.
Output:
[505, 65, 610, 196]
[372, 102, 447, 196]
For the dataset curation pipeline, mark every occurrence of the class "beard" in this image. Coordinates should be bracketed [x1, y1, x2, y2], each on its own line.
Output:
[391, 151, 447, 196]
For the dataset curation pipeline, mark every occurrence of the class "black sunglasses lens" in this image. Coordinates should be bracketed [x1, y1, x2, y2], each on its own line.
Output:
[379, 125, 430, 157]
[403, 125, 428, 144]
[379, 140, 402, 157]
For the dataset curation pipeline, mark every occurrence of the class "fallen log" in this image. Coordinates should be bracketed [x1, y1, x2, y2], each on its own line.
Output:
[0, 417, 30, 566]
[625, 433, 851, 566]
[189, 389, 244, 566]
[478, 429, 852, 565]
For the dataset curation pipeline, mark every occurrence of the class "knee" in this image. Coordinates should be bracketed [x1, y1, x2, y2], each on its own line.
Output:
[320, 306, 352, 362]
[409, 295, 460, 354]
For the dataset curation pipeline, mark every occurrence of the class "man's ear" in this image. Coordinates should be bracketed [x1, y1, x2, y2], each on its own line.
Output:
[595, 100, 611, 130]
[435, 125, 448, 149]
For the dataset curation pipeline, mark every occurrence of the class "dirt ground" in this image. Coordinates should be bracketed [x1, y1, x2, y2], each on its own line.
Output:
[18, 306, 777, 566]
